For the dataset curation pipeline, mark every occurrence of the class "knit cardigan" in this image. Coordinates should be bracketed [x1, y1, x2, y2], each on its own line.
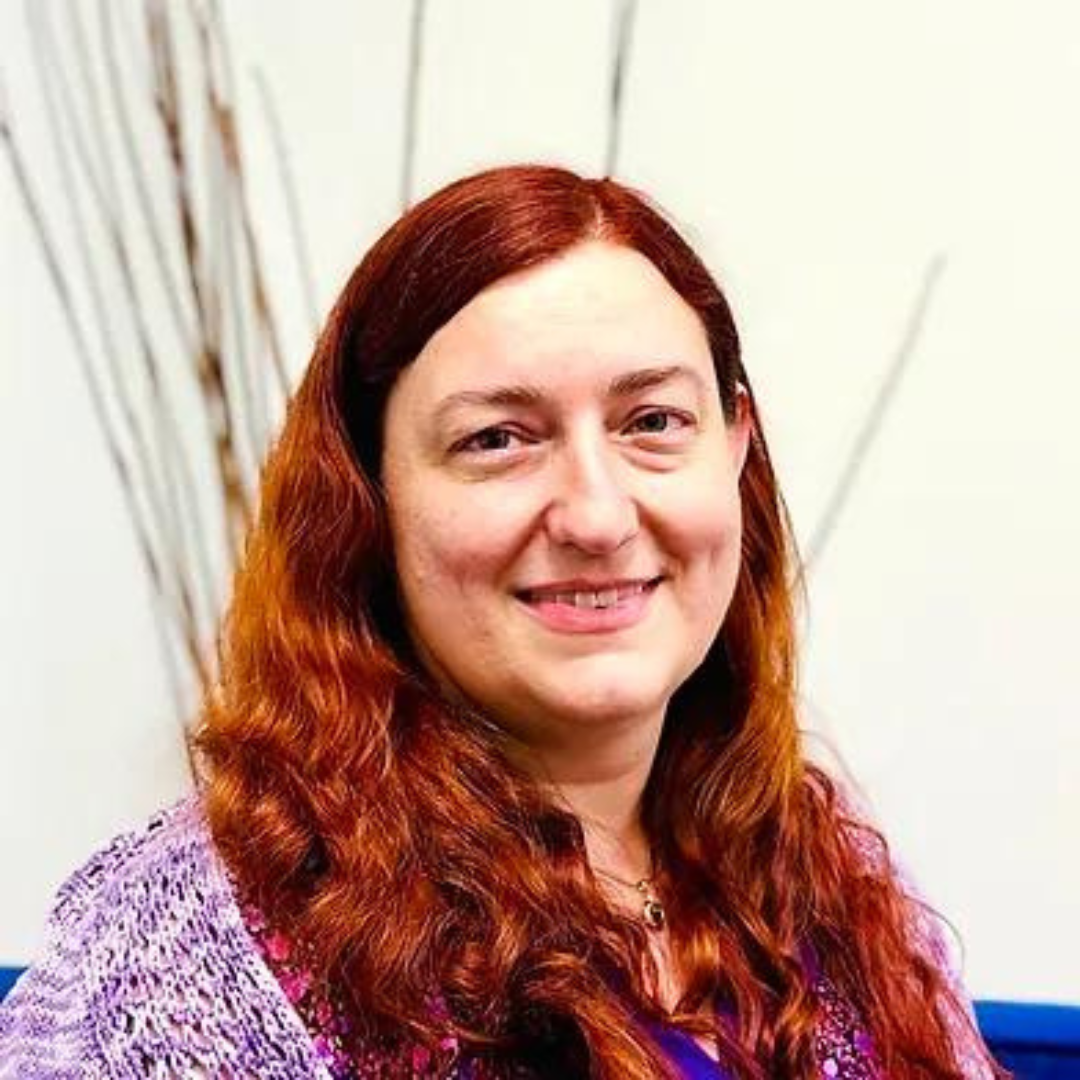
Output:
[0, 799, 997, 1078]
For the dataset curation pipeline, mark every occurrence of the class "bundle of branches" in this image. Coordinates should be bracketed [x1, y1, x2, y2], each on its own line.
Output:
[1, 0, 317, 727]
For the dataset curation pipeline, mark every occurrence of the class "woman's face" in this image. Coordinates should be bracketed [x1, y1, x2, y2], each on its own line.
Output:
[381, 241, 750, 748]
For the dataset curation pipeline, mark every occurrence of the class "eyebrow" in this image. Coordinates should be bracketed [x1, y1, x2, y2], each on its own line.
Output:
[608, 364, 706, 398]
[432, 364, 706, 424]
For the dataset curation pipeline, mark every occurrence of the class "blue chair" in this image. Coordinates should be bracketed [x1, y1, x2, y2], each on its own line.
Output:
[975, 1001, 1080, 1079]
[0, 967, 23, 1002]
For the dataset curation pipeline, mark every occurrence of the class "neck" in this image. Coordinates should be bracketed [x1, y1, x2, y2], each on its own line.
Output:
[507, 709, 665, 881]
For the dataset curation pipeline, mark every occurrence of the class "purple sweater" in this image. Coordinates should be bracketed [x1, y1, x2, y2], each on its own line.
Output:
[0, 799, 996, 1078]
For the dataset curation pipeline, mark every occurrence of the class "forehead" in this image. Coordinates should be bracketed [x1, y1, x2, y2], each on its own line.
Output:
[399, 242, 714, 403]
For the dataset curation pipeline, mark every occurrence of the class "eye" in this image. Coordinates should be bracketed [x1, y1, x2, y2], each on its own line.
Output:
[623, 408, 693, 436]
[454, 425, 528, 454]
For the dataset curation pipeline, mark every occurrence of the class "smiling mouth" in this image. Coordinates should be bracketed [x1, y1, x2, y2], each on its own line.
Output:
[516, 577, 663, 610]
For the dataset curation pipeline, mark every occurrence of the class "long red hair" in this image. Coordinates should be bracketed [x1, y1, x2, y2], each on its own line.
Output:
[195, 165, 1000, 1077]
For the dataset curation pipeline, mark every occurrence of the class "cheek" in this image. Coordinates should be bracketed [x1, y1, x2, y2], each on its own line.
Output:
[714, 489, 744, 563]
[393, 498, 506, 611]
[668, 469, 742, 565]
[664, 478, 744, 625]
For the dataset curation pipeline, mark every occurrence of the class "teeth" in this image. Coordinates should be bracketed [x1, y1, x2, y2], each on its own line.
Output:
[569, 588, 623, 609]
[529, 580, 656, 608]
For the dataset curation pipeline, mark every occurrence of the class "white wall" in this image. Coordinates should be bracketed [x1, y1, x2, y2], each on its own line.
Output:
[2, 0, 1077, 1004]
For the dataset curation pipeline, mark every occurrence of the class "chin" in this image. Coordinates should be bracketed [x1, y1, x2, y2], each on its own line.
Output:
[538, 675, 675, 728]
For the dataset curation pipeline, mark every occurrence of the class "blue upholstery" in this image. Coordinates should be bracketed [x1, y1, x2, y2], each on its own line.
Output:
[0, 967, 22, 1001]
[0, 968, 1076, 1076]
[974, 1001, 1080, 1079]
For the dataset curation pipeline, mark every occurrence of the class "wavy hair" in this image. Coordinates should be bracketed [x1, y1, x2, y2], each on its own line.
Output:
[195, 165, 1000, 1078]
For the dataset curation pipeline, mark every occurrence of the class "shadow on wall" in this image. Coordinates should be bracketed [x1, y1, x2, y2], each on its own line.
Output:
[0, 968, 1077, 1076]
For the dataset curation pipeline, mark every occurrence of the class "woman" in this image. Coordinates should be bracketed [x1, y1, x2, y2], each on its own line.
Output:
[0, 165, 1003, 1078]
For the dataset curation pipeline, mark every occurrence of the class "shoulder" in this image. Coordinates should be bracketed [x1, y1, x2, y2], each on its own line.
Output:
[826, 782, 1000, 1078]
[0, 797, 331, 1079]
[47, 797, 217, 931]
[46, 797, 240, 991]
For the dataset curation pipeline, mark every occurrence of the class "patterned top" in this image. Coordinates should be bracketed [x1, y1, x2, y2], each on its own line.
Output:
[0, 798, 997, 1078]
[243, 896, 884, 1078]
[240, 856, 983, 1079]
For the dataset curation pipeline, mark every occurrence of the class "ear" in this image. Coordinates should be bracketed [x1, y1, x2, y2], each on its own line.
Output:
[728, 383, 753, 477]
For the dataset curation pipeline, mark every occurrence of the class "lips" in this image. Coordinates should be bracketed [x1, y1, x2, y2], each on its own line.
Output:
[514, 576, 662, 634]
[516, 577, 662, 610]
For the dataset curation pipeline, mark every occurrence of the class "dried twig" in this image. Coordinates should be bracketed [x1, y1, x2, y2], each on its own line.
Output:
[401, 0, 427, 209]
[253, 68, 319, 340]
[32, 1, 212, 686]
[147, 1, 250, 563]
[804, 255, 947, 570]
[3, 0, 311, 730]
[100, 0, 197, 360]
[606, 0, 638, 176]
[194, 2, 267, 499]
[199, 0, 291, 407]
[0, 73, 193, 716]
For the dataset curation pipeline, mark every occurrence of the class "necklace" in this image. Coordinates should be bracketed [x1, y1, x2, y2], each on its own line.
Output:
[594, 867, 666, 932]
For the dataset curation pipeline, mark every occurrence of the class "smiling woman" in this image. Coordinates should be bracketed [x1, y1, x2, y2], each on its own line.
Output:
[383, 243, 749, 753]
[0, 166, 1004, 1079]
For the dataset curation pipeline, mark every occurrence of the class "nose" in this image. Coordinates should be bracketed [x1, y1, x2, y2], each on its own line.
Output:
[542, 437, 639, 555]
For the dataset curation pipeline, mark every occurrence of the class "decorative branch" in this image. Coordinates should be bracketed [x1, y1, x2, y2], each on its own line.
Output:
[0, 68, 193, 719]
[198, 0, 292, 406]
[31, 2, 212, 687]
[2, 0, 315, 732]
[253, 68, 319, 340]
[401, 0, 427, 209]
[804, 255, 948, 571]
[605, 0, 638, 176]
[148, 2, 249, 565]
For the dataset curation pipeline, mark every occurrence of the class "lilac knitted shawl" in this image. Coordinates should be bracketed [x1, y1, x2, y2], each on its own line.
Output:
[0, 799, 996, 1078]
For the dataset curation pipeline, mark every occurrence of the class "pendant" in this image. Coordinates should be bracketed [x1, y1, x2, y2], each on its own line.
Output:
[642, 897, 666, 931]
[635, 879, 666, 931]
